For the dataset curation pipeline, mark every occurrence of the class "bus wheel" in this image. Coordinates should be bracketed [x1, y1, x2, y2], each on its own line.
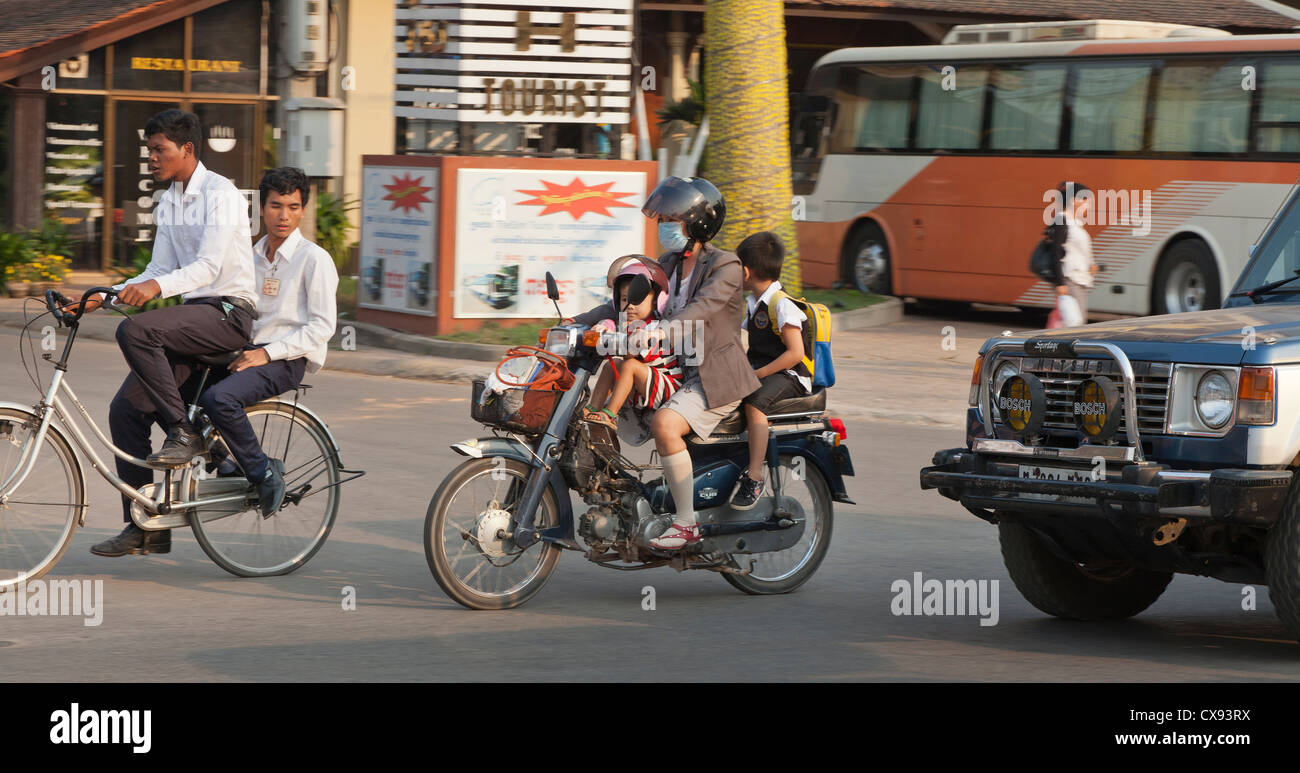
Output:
[1152, 239, 1220, 315]
[846, 223, 892, 296]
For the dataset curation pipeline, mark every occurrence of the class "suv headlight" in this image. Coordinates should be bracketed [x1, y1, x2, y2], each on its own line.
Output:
[1169, 365, 1238, 435]
[1195, 370, 1234, 429]
[989, 358, 1020, 422]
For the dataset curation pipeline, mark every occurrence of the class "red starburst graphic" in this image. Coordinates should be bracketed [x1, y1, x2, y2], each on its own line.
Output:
[383, 173, 433, 214]
[515, 177, 636, 220]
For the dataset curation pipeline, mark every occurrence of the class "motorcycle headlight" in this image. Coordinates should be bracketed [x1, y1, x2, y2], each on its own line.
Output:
[544, 328, 575, 356]
[1195, 370, 1234, 429]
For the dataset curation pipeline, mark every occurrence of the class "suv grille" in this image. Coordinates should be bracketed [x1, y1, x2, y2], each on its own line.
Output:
[1014, 358, 1171, 436]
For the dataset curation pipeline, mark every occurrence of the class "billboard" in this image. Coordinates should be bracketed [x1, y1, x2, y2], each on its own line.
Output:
[453, 168, 647, 318]
[359, 162, 438, 315]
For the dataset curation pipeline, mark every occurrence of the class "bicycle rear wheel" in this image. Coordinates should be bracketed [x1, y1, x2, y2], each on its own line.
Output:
[0, 408, 85, 591]
[190, 401, 340, 577]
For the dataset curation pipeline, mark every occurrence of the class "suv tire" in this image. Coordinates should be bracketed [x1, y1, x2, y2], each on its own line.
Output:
[1265, 482, 1300, 642]
[999, 520, 1173, 620]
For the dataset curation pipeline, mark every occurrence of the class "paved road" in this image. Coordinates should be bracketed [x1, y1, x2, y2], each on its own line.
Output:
[2, 315, 1298, 682]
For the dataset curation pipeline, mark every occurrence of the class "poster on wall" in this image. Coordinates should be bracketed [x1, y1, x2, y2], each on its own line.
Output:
[453, 168, 648, 318]
[359, 162, 438, 315]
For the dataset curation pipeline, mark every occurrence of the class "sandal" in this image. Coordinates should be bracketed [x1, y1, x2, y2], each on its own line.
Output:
[584, 407, 618, 429]
[648, 521, 701, 550]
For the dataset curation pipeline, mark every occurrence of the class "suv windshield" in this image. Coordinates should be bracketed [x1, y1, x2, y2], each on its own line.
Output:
[1231, 187, 1300, 304]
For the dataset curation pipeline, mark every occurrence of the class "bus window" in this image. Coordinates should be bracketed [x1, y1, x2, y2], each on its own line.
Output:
[830, 65, 916, 152]
[916, 65, 988, 150]
[1069, 62, 1153, 152]
[988, 63, 1065, 150]
[1256, 62, 1300, 153]
[1152, 60, 1250, 154]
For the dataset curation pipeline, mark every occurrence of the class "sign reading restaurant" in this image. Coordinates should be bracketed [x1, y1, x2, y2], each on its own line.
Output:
[393, 0, 632, 124]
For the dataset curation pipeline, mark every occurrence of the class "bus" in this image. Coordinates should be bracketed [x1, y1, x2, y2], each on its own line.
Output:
[791, 20, 1300, 316]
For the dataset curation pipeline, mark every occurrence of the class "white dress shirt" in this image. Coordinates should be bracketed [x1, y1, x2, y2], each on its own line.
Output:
[114, 161, 257, 304]
[251, 228, 338, 374]
[1060, 211, 1095, 288]
[741, 281, 811, 394]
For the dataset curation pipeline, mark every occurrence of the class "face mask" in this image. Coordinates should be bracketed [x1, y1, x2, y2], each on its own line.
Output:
[658, 221, 690, 253]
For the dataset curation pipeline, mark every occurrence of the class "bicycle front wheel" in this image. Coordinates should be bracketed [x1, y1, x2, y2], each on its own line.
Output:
[0, 408, 85, 591]
[190, 401, 340, 577]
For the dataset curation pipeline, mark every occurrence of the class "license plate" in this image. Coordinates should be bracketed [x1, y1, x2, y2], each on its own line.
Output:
[1017, 464, 1094, 503]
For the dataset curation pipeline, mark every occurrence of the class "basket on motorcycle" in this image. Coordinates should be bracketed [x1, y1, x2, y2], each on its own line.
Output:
[470, 379, 564, 435]
[471, 345, 575, 435]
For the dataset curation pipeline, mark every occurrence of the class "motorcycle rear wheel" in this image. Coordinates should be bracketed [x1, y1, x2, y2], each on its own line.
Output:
[425, 457, 562, 610]
[723, 455, 834, 595]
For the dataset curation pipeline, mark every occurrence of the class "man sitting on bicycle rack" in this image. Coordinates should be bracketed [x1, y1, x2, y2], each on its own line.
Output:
[197, 166, 338, 517]
[69, 109, 258, 557]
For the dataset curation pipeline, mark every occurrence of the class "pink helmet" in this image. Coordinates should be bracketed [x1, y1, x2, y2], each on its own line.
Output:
[607, 254, 669, 315]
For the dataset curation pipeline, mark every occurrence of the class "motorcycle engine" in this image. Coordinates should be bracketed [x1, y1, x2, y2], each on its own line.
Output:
[579, 491, 660, 548]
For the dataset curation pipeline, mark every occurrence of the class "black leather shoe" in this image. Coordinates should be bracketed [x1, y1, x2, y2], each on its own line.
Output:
[257, 459, 286, 518]
[89, 524, 171, 556]
[148, 424, 204, 467]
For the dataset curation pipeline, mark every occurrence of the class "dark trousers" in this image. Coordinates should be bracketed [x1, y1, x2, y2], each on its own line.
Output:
[198, 356, 307, 483]
[108, 366, 204, 522]
[115, 300, 252, 428]
[108, 300, 252, 522]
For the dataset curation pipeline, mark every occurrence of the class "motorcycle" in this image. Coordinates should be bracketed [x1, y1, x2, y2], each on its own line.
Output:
[424, 273, 856, 609]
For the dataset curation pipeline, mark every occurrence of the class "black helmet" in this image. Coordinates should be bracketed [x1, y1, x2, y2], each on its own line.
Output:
[642, 176, 726, 244]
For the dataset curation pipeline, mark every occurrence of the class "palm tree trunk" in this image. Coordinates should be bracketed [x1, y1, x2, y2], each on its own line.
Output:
[703, 0, 802, 294]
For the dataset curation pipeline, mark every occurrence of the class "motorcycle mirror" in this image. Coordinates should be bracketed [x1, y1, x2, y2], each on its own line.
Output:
[625, 275, 652, 309]
[544, 271, 563, 323]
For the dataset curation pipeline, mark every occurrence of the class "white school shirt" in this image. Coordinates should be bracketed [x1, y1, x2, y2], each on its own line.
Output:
[251, 228, 339, 374]
[1060, 211, 1095, 289]
[742, 281, 811, 394]
[113, 162, 257, 304]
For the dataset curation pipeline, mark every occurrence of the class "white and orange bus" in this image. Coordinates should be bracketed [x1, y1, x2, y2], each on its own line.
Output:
[792, 21, 1300, 315]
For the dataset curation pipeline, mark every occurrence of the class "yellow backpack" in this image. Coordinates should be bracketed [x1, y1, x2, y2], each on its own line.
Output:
[770, 290, 835, 389]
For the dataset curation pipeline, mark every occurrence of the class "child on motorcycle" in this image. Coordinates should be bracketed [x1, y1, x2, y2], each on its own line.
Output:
[731, 231, 809, 510]
[583, 256, 682, 431]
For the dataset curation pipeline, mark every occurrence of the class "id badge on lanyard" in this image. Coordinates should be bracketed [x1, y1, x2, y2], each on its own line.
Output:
[262, 277, 280, 297]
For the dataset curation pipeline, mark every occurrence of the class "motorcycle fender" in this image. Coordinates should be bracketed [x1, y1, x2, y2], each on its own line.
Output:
[777, 436, 856, 505]
[450, 437, 574, 540]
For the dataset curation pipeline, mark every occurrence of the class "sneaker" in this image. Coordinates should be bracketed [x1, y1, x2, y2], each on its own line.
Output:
[648, 521, 701, 550]
[89, 524, 171, 557]
[257, 459, 286, 518]
[730, 473, 764, 511]
[147, 423, 204, 467]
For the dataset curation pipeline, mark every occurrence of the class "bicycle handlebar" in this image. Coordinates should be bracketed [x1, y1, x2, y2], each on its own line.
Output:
[46, 286, 117, 326]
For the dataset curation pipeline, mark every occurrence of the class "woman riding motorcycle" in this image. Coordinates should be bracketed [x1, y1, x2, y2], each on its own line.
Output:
[570, 176, 759, 549]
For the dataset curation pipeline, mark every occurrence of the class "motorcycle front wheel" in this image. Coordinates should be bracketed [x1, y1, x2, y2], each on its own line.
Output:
[425, 457, 562, 610]
[723, 455, 834, 595]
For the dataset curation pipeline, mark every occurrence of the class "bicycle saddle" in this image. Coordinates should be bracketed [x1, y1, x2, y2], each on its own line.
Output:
[195, 350, 243, 367]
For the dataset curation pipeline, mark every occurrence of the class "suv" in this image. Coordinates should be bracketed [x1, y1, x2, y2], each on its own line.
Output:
[921, 187, 1300, 641]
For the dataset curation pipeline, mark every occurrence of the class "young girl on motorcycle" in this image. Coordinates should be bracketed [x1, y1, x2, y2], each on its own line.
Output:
[583, 256, 682, 433]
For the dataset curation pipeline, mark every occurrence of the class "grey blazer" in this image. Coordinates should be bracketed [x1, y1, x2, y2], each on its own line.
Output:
[573, 243, 760, 408]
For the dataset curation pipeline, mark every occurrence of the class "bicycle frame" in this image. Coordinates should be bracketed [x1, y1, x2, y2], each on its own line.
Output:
[0, 318, 249, 522]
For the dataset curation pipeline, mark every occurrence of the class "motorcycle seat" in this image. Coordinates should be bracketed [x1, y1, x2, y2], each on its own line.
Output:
[704, 388, 827, 438]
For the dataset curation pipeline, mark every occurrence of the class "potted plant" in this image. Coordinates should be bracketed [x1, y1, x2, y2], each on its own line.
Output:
[0, 228, 36, 297]
[34, 253, 70, 293]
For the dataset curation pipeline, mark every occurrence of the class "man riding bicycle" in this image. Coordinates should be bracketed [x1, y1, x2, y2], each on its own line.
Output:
[71, 109, 258, 557]
[197, 167, 338, 518]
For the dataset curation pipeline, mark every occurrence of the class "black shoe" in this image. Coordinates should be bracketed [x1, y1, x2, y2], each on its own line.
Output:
[148, 423, 204, 467]
[256, 459, 286, 518]
[89, 524, 172, 557]
[730, 473, 764, 510]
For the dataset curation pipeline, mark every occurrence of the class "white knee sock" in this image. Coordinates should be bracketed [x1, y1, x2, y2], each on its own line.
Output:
[662, 449, 696, 527]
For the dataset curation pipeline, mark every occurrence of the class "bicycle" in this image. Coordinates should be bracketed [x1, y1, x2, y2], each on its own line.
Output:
[0, 287, 363, 591]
